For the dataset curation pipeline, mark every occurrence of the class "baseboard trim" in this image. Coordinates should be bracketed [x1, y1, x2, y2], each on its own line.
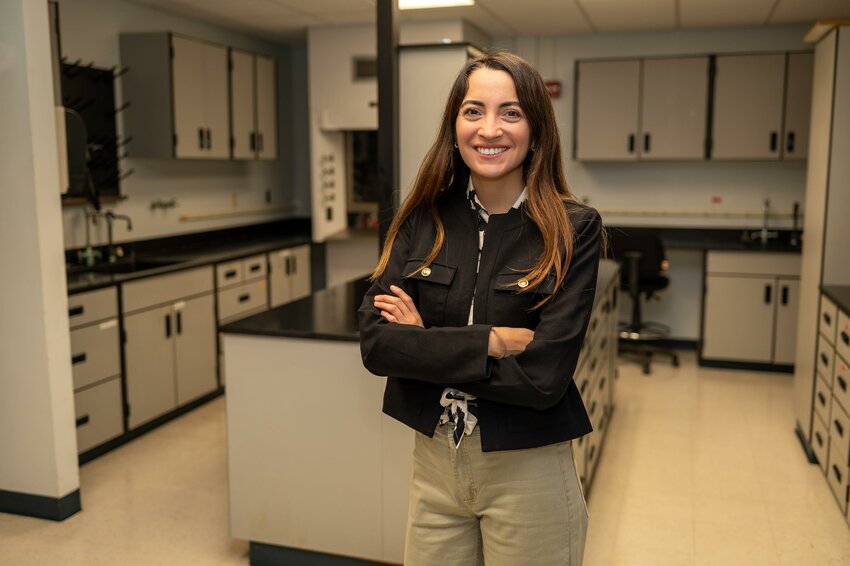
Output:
[250, 542, 385, 566]
[698, 358, 794, 374]
[0, 488, 81, 521]
[795, 423, 817, 464]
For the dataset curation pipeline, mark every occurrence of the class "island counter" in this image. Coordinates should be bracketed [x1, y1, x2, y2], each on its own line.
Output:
[221, 260, 619, 565]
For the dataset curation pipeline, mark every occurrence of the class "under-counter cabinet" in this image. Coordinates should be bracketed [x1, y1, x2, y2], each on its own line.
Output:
[120, 33, 228, 158]
[68, 287, 123, 454]
[123, 267, 217, 429]
[712, 52, 813, 160]
[216, 254, 269, 325]
[230, 50, 277, 160]
[575, 57, 709, 161]
[701, 251, 800, 367]
[268, 244, 311, 308]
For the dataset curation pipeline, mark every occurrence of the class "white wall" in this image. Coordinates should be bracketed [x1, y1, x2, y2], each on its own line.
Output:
[500, 25, 811, 230]
[58, 0, 310, 249]
[0, 0, 79, 499]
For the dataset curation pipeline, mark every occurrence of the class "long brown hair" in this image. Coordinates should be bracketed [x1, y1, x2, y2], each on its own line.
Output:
[371, 50, 581, 307]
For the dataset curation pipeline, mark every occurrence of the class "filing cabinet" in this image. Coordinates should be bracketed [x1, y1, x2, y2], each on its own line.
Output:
[68, 286, 123, 455]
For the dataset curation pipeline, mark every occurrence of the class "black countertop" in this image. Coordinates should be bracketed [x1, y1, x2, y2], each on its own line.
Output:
[607, 226, 802, 253]
[823, 286, 850, 315]
[66, 220, 312, 295]
[220, 260, 621, 342]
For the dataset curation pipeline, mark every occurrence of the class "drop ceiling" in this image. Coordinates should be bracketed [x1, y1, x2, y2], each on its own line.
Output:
[131, 0, 850, 43]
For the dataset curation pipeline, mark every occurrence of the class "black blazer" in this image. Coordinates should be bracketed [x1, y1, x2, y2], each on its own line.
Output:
[358, 186, 603, 451]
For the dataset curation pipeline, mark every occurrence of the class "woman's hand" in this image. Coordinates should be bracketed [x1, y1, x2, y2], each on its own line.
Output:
[374, 285, 424, 328]
[489, 327, 535, 358]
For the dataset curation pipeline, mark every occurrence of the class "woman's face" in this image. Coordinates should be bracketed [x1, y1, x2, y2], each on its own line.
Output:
[455, 67, 531, 188]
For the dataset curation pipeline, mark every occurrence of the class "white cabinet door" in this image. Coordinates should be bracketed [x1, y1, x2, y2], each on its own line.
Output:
[783, 52, 814, 161]
[171, 35, 206, 159]
[640, 57, 709, 160]
[256, 55, 277, 160]
[230, 49, 255, 160]
[702, 275, 775, 362]
[269, 249, 293, 308]
[174, 294, 218, 405]
[125, 305, 177, 429]
[203, 42, 230, 159]
[575, 60, 640, 161]
[774, 278, 800, 365]
[289, 244, 312, 302]
[712, 54, 786, 160]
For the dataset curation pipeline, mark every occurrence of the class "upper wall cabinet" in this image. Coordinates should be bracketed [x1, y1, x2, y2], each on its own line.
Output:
[575, 56, 709, 161]
[712, 52, 813, 160]
[231, 50, 278, 160]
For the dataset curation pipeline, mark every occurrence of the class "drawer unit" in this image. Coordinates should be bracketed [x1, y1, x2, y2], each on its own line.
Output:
[123, 267, 213, 313]
[216, 260, 244, 288]
[68, 287, 118, 329]
[242, 254, 267, 280]
[821, 295, 838, 344]
[815, 373, 832, 426]
[218, 280, 268, 324]
[818, 335, 835, 381]
[835, 356, 850, 414]
[831, 397, 850, 458]
[827, 441, 849, 514]
[74, 377, 124, 453]
[70, 319, 121, 391]
[838, 310, 850, 364]
[812, 412, 829, 473]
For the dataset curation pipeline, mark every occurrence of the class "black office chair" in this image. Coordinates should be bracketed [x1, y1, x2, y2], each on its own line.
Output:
[607, 227, 680, 375]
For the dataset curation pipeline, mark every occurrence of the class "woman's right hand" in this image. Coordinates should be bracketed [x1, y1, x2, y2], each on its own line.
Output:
[489, 327, 535, 358]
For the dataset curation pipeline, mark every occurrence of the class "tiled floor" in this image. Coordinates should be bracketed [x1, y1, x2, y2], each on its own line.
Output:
[2, 352, 849, 565]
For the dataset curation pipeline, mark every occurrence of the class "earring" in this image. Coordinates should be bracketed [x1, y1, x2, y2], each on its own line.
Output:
[453, 141, 458, 149]
[530, 146, 536, 152]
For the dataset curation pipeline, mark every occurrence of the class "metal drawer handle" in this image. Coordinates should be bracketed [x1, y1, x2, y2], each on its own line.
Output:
[76, 415, 90, 428]
[842, 331, 849, 346]
[599, 377, 606, 390]
[824, 312, 832, 325]
[816, 431, 824, 447]
[250, 264, 261, 273]
[72, 353, 87, 365]
[588, 445, 596, 461]
[225, 269, 238, 279]
[835, 419, 844, 437]
[238, 294, 251, 303]
[833, 464, 843, 484]
[821, 353, 829, 366]
[819, 392, 827, 405]
[840, 376, 848, 392]
[69, 305, 84, 317]
[590, 400, 597, 415]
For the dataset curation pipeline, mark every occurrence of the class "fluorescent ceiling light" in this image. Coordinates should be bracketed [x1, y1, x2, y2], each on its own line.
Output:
[399, 0, 474, 10]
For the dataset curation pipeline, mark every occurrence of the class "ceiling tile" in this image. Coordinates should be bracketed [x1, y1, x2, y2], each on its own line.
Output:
[679, 0, 776, 28]
[474, 0, 593, 36]
[769, 0, 850, 24]
[577, 0, 676, 32]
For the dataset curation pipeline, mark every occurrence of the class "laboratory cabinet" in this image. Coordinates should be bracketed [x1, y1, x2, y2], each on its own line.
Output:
[701, 251, 800, 367]
[123, 267, 217, 429]
[268, 244, 312, 308]
[230, 49, 277, 160]
[68, 287, 123, 455]
[575, 56, 709, 161]
[712, 52, 813, 160]
[216, 254, 269, 324]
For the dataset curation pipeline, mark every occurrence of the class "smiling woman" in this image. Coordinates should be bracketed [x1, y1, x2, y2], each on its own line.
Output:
[359, 50, 603, 565]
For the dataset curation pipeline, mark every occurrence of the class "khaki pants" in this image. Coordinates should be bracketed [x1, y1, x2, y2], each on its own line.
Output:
[404, 424, 589, 566]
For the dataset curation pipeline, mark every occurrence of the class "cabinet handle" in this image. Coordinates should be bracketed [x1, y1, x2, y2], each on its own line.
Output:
[250, 264, 261, 273]
[769, 131, 778, 152]
[815, 431, 824, 447]
[599, 376, 606, 390]
[198, 128, 204, 149]
[786, 131, 796, 153]
[285, 256, 291, 276]
[225, 269, 238, 279]
[590, 400, 597, 415]
[839, 375, 847, 392]
[72, 353, 87, 365]
[76, 415, 90, 428]
[368, 100, 378, 108]
[238, 294, 250, 303]
[833, 464, 843, 483]
[250, 132, 256, 151]
[165, 314, 172, 338]
[842, 331, 849, 346]
[628, 134, 635, 153]
[821, 352, 829, 366]
[818, 391, 827, 405]
[176, 311, 182, 335]
[764, 284, 772, 304]
[824, 312, 832, 325]
[781, 286, 789, 306]
[835, 419, 844, 437]
[588, 445, 596, 461]
[643, 133, 651, 152]
[69, 305, 84, 317]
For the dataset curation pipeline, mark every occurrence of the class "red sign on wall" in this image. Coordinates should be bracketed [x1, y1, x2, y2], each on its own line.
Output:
[545, 80, 562, 98]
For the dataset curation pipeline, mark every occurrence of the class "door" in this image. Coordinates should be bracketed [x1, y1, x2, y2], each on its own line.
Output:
[269, 248, 293, 308]
[256, 55, 277, 160]
[702, 275, 775, 362]
[230, 49, 256, 160]
[773, 278, 800, 365]
[575, 60, 640, 160]
[289, 244, 312, 302]
[171, 35, 206, 158]
[783, 52, 814, 161]
[174, 294, 218, 405]
[125, 305, 177, 429]
[640, 56, 709, 160]
[203, 42, 230, 159]
[712, 54, 786, 160]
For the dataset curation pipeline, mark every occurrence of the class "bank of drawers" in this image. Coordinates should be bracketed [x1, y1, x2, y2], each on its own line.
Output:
[216, 254, 269, 324]
[68, 287, 123, 454]
[814, 293, 850, 522]
[574, 274, 618, 492]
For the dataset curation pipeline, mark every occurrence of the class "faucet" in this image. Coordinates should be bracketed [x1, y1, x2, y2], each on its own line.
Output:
[103, 211, 133, 263]
[747, 198, 778, 245]
[79, 209, 102, 267]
